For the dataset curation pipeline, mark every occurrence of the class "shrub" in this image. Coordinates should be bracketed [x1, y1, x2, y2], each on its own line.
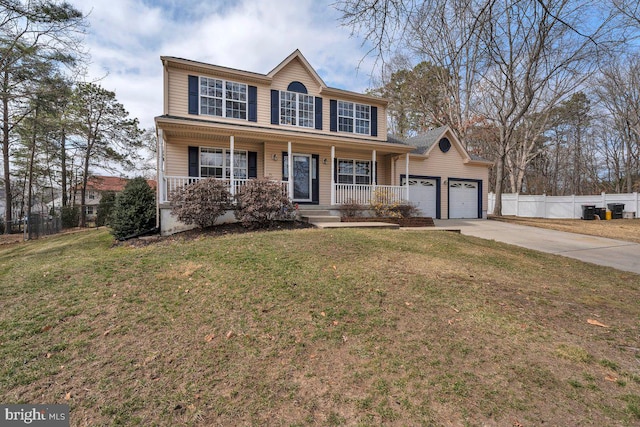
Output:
[170, 178, 231, 228]
[61, 206, 79, 228]
[110, 177, 156, 239]
[340, 199, 365, 218]
[234, 179, 295, 228]
[370, 189, 418, 218]
[96, 191, 116, 226]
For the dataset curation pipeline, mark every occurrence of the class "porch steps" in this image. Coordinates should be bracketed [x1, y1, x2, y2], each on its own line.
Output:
[298, 206, 342, 225]
[297, 206, 400, 229]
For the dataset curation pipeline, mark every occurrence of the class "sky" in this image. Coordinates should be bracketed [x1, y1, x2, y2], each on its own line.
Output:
[66, 0, 378, 130]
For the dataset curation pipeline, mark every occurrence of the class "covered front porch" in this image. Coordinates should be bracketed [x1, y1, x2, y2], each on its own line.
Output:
[157, 127, 414, 206]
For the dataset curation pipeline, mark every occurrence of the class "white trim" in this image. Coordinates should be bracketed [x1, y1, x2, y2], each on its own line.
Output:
[229, 136, 235, 195]
[287, 141, 293, 199]
[331, 146, 335, 205]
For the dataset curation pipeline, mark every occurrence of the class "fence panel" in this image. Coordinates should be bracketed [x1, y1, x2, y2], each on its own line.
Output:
[488, 192, 639, 219]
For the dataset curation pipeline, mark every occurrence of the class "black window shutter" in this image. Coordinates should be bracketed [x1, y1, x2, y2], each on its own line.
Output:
[312, 154, 319, 203]
[188, 146, 199, 177]
[188, 76, 199, 115]
[333, 158, 338, 182]
[248, 151, 258, 178]
[248, 86, 257, 122]
[315, 97, 323, 130]
[271, 90, 279, 124]
[371, 106, 378, 136]
[330, 100, 337, 132]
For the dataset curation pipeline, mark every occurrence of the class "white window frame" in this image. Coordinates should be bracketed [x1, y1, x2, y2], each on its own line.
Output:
[280, 90, 314, 128]
[199, 77, 247, 120]
[338, 101, 370, 135]
[337, 159, 371, 185]
[199, 147, 248, 179]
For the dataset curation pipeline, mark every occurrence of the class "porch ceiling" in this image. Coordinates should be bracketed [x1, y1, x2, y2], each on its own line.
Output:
[156, 115, 414, 155]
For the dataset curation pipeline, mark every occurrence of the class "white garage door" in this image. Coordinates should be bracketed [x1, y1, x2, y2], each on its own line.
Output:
[449, 181, 479, 219]
[408, 178, 437, 218]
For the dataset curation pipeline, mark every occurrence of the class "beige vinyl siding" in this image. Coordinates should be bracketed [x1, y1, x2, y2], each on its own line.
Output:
[166, 62, 388, 141]
[271, 57, 323, 94]
[164, 138, 265, 179]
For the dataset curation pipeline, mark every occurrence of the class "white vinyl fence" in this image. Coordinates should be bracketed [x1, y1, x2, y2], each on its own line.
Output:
[488, 192, 639, 219]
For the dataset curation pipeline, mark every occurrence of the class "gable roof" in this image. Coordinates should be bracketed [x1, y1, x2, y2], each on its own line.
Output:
[267, 49, 327, 88]
[393, 126, 493, 165]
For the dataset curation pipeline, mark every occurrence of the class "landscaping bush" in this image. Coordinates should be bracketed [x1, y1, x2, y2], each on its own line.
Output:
[370, 189, 418, 218]
[234, 179, 295, 228]
[170, 178, 231, 228]
[96, 191, 116, 227]
[61, 206, 79, 228]
[339, 199, 365, 218]
[110, 177, 156, 239]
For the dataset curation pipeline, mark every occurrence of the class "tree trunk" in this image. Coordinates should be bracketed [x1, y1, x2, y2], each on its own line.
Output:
[61, 128, 67, 207]
[2, 71, 12, 234]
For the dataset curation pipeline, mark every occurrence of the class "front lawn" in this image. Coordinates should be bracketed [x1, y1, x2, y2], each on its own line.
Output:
[0, 228, 638, 426]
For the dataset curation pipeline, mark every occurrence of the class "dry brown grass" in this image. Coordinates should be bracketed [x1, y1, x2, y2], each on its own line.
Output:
[492, 216, 640, 244]
[1, 228, 639, 426]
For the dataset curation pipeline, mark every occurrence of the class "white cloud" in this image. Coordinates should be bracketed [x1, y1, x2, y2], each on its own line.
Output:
[68, 0, 378, 129]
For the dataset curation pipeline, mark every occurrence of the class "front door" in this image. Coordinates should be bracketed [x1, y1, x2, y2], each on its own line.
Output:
[293, 154, 312, 202]
[283, 153, 319, 204]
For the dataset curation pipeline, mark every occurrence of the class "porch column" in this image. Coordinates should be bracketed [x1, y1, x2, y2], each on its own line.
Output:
[157, 128, 165, 203]
[405, 154, 410, 201]
[156, 128, 164, 228]
[288, 141, 293, 199]
[372, 150, 377, 185]
[330, 145, 336, 205]
[229, 136, 235, 195]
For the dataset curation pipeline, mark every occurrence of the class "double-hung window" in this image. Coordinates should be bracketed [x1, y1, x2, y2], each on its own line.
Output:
[338, 101, 370, 135]
[337, 159, 371, 185]
[280, 91, 314, 128]
[200, 148, 248, 179]
[200, 77, 247, 119]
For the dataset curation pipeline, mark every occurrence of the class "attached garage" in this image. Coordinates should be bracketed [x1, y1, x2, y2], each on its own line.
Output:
[397, 126, 492, 220]
[449, 179, 481, 219]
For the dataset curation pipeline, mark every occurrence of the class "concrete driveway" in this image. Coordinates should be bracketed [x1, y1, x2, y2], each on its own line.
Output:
[434, 219, 640, 275]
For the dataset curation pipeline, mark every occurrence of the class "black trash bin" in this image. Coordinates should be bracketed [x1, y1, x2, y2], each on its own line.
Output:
[607, 203, 625, 219]
[594, 207, 606, 220]
[581, 205, 596, 220]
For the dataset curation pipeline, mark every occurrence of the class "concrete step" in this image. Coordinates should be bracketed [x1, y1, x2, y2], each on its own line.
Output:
[303, 215, 342, 223]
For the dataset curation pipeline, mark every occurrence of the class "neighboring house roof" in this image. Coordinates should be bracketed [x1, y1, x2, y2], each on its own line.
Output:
[77, 176, 157, 192]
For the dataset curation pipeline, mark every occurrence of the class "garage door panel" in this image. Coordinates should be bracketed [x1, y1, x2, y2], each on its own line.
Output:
[449, 181, 479, 219]
[407, 178, 437, 218]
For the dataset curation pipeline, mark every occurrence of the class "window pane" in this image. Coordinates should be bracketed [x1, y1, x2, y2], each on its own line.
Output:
[338, 160, 353, 174]
[280, 91, 297, 125]
[298, 94, 314, 128]
[338, 174, 354, 184]
[355, 161, 370, 175]
[200, 77, 223, 117]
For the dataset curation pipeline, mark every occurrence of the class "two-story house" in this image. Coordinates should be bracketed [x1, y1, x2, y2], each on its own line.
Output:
[155, 50, 491, 235]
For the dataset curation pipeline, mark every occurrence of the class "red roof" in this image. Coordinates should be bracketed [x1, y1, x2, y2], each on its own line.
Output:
[80, 176, 157, 192]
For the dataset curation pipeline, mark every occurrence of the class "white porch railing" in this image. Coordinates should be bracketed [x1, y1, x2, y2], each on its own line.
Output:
[162, 176, 287, 203]
[334, 184, 406, 205]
